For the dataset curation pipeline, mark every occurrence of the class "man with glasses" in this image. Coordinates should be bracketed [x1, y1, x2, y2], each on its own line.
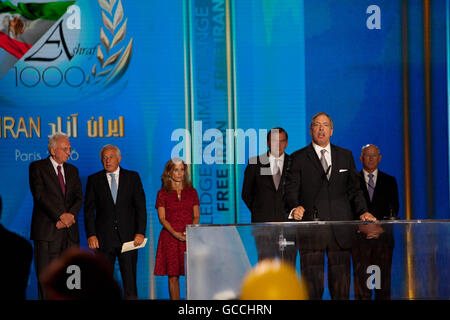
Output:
[29, 132, 82, 299]
[285, 112, 375, 299]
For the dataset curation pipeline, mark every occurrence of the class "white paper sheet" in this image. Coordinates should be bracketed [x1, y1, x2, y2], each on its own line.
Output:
[121, 238, 148, 253]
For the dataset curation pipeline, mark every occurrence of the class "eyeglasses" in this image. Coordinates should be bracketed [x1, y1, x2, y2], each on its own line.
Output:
[58, 147, 71, 153]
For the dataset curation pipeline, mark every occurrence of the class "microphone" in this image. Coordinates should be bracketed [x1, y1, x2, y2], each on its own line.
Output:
[384, 202, 398, 220]
[312, 165, 331, 221]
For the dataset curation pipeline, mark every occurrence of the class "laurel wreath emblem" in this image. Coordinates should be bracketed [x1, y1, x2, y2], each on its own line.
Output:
[86, 0, 133, 88]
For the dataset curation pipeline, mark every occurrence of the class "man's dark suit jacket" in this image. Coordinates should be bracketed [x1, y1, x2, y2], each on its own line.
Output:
[359, 170, 399, 220]
[242, 152, 291, 222]
[84, 167, 147, 249]
[29, 157, 82, 242]
[285, 144, 367, 249]
[286, 143, 368, 221]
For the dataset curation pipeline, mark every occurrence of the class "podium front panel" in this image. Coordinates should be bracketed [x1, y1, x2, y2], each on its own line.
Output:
[186, 220, 449, 300]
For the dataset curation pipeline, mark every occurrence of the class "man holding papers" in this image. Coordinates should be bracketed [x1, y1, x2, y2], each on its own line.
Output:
[84, 145, 147, 299]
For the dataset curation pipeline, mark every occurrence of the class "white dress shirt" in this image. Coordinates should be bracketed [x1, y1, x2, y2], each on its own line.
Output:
[49, 156, 65, 183]
[268, 152, 285, 175]
[312, 142, 332, 170]
[106, 167, 120, 188]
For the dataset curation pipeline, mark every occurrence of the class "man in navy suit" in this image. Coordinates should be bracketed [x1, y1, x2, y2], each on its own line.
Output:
[352, 144, 399, 299]
[285, 112, 376, 299]
[29, 132, 83, 299]
[84, 145, 147, 299]
[358, 144, 399, 220]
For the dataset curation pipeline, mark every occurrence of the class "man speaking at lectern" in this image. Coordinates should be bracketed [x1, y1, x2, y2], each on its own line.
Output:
[285, 112, 376, 299]
[286, 112, 375, 222]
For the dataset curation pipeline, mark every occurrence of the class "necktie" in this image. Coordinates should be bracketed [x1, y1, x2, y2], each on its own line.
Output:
[272, 160, 281, 190]
[320, 149, 329, 179]
[368, 173, 375, 201]
[57, 165, 66, 196]
[110, 173, 118, 204]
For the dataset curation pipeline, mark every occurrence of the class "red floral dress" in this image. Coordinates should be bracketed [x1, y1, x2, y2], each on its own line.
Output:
[154, 187, 199, 276]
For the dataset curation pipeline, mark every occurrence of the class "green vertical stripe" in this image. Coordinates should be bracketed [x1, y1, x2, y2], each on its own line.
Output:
[0, 1, 75, 20]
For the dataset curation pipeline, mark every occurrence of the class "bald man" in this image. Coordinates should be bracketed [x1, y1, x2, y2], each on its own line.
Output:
[359, 144, 399, 219]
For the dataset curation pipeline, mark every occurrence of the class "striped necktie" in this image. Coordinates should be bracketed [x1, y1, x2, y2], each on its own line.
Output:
[368, 173, 375, 201]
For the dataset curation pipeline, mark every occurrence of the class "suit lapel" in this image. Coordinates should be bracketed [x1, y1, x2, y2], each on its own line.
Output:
[259, 153, 276, 190]
[328, 144, 338, 182]
[46, 157, 65, 198]
[101, 170, 115, 205]
[372, 170, 383, 202]
[62, 163, 70, 197]
[115, 168, 127, 206]
[281, 153, 289, 179]
[360, 170, 371, 204]
[306, 144, 325, 177]
[279, 153, 290, 193]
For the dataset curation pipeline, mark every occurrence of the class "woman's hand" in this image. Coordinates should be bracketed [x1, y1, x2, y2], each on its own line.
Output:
[172, 231, 186, 242]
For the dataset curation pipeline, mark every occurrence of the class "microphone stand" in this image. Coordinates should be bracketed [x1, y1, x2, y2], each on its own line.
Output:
[384, 203, 398, 220]
[312, 207, 321, 221]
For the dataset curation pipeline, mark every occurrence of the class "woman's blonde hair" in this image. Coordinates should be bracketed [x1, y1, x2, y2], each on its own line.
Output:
[161, 158, 192, 192]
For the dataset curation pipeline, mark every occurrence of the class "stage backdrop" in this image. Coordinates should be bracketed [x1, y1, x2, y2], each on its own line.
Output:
[0, 0, 448, 299]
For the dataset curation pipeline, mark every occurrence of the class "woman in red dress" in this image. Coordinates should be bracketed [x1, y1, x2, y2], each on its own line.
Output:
[154, 158, 200, 300]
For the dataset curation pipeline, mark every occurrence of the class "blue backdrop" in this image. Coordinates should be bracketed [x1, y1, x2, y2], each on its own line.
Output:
[0, 0, 448, 299]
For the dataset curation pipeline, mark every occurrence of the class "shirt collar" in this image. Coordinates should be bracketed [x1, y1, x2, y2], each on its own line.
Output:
[312, 142, 331, 156]
[49, 156, 63, 170]
[363, 168, 378, 178]
[107, 166, 120, 176]
[268, 152, 285, 162]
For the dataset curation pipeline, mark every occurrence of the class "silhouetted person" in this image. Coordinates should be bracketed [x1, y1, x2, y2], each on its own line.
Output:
[40, 247, 122, 300]
[0, 195, 33, 299]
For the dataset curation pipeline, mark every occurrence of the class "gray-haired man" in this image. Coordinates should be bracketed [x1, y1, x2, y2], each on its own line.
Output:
[29, 132, 82, 299]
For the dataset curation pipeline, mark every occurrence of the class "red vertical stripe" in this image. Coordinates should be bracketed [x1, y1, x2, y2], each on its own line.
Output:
[0, 31, 31, 59]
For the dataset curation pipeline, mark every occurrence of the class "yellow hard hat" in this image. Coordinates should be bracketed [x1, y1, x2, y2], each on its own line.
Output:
[240, 259, 308, 300]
